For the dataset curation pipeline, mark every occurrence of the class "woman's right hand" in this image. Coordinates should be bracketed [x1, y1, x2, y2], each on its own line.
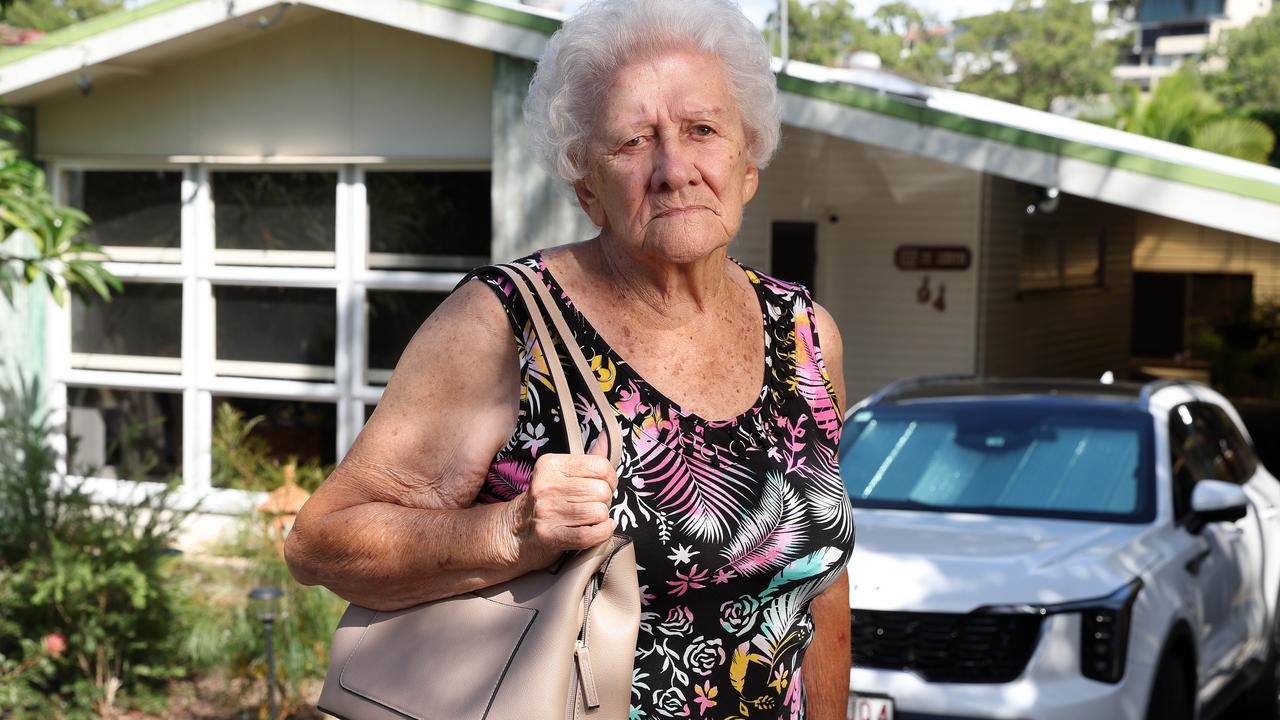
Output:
[505, 437, 619, 569]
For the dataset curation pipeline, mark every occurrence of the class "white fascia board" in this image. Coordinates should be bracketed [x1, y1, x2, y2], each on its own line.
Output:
[780, 91, 1280, 244]
[0, 0, 282, 97]
[783, 58, 1280, 187]
[304, 0, 550, 61]
[927, 87, 1280, 187]
[1055, 157, 1280, 243]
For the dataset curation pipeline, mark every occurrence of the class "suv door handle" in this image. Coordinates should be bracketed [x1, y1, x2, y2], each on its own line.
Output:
[1186, 547, 1212, 575]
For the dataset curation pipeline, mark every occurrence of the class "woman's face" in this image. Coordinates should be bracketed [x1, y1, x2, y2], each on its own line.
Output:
[574, 50, 760, 265]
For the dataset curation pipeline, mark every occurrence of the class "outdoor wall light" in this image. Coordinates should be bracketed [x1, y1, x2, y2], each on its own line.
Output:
[1026, 186, 1061, 216]
[248, 585, 284, 720]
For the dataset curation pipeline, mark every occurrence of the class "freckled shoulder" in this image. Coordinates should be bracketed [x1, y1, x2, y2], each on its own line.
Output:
[811, 301, 846, 411]
[320, 278, 522, 511]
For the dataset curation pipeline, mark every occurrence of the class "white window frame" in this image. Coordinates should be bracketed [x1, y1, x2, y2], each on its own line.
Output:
[47, 160, 486, 512]
[62, 165, 186, 265]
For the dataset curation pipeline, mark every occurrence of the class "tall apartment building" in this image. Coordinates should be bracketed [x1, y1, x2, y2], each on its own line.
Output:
[1113, 0, 1273, 89]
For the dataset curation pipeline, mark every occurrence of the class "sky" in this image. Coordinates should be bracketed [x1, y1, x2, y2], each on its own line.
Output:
[558, 0, 1015, 27]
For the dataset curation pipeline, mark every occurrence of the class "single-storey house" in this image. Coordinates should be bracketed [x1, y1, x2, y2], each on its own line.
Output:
[0, 0, 1277, 540]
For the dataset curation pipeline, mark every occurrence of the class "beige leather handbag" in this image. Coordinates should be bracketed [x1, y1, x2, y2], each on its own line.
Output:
[318, 263, 641, 720]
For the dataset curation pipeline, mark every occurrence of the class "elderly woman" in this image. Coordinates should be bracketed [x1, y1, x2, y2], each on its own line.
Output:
[285, 0, 855, 716]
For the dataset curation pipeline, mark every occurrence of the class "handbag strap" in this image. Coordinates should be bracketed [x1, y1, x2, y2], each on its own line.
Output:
[459, 262, 623, 468]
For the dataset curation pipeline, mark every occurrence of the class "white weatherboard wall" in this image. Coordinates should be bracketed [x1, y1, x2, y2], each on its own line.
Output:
[34, 12, 493, 159]
[741, 126, 983, 402]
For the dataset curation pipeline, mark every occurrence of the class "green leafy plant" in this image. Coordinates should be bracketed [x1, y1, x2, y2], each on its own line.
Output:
[0, 0, 124, 32]
[953, 0, 1116, 111]
[0, 114, 120, 307]
[211, 402, 332, 492]
[1192, 300, 1280, 400]
[0, 376, 192, 718]
[1096, 67, 1277, 164]
[179, 517, 345, 719]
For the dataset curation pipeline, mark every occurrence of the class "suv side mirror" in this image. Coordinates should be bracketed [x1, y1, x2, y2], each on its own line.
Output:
[1187, 480, 1249, 534]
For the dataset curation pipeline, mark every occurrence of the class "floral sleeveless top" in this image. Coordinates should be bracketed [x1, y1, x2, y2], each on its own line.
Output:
[473, 252, 855, 720]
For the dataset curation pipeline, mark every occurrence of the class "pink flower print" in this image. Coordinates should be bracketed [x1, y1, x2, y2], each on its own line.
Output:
[693, 681, 718, 715]
[486, 458, 532, 499]
[712, 567, 736, 585]
[658, 605, 695, 636]
[785, 667, 804, 719]
[666, 564, 710, 597]
[617, 381, 648, 419]
[639, 584, 658, 607]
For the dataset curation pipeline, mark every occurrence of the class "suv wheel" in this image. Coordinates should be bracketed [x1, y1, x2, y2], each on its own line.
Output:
[1147, 650, 1193, 720]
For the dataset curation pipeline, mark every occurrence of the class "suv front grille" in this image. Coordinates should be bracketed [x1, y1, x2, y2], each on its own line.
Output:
[851, 609, 1044, 683]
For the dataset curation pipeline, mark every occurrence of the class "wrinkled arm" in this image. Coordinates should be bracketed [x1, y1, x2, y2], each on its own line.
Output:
[284, 281, 528, 611]
[803, 571, 851, 719]
[803, 302, 851, 718]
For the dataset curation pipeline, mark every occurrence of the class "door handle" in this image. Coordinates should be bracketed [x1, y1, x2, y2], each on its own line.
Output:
[1186, 547, 1212, 575]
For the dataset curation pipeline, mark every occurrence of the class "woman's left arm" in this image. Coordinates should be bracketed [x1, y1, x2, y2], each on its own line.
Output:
[803, 302, 851, 720]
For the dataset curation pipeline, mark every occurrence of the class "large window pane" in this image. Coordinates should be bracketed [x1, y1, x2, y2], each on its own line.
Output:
[1018, 233, 1060, 291]
[212, 171, 336, 266]
[66, 170, 182, 262]
[1063, 231, 1103, 288]
[67, 387, 182, 481]
[211, 396, 336, 489]
[71, 282, 182, 373]
[366, 171, 490, 270]
[366, 290, 446, 384]
[214, 286, 335, 380]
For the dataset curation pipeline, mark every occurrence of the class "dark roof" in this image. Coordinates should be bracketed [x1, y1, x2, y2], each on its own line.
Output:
[870, 376, 1165, 406]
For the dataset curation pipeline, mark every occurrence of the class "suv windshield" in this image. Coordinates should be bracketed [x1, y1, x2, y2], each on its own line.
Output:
[839, 399, 1155, 522]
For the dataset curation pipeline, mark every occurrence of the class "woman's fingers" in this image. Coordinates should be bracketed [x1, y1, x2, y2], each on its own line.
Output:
[516, 447, 621, 554]
[550, 517, 617, 549]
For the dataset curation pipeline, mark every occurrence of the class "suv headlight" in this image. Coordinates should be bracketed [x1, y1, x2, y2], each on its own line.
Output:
[1077, 579, 1143, 683]
[978, 578, 1143, 684]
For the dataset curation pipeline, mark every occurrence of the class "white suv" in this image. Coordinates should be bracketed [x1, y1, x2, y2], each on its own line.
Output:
[840, 377, 1280, 720]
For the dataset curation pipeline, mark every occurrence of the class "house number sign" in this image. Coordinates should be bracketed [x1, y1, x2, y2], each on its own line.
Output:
[895, 245, 971, 271]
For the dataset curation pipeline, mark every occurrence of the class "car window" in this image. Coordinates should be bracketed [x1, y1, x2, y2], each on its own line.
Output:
[1168, 405, 1215, 519]
[840, 401, 1155, 523]
[1185, 404, 1245, 484]
[1200, 404, 1258, 481]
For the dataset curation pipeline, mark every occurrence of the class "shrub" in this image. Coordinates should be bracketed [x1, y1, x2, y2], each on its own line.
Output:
[179, 516, 345, 718]
[211, 403, 331, 493]
[0, 376, 192, 718]
[1193, 300, 1280, 400]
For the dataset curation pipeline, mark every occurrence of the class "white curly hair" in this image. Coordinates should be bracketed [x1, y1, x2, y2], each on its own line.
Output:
[524, 0, 781, 185]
